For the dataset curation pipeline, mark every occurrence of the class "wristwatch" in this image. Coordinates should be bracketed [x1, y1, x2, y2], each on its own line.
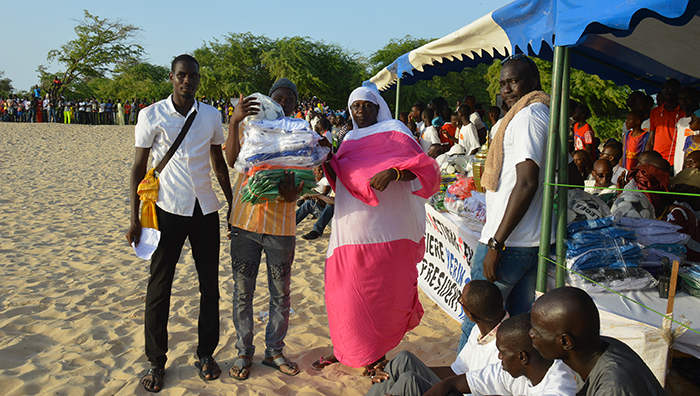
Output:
[487, 237, 505, 251]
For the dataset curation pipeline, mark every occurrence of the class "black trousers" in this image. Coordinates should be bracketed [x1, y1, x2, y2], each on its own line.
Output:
[145, 201, 220, 366]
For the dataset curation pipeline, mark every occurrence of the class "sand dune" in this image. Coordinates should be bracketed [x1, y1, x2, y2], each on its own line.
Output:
[0, 123, 457, 395]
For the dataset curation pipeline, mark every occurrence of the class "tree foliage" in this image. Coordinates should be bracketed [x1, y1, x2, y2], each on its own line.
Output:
[194, 33, 365, 109]
[0, 71, 14, 97]
[87, 62, 171, 100]
[39, 10, 143, 98]
[368, 36, 435, 114]
[194, 33, 274, 100]
[262, 37, 365, 108]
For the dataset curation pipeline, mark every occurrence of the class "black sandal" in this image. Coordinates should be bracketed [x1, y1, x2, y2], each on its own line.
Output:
[195, 356, 221, 381]
[141, 365, 165, 393]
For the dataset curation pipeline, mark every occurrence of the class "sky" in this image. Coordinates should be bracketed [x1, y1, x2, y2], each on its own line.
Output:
[1, 0, 512, 92]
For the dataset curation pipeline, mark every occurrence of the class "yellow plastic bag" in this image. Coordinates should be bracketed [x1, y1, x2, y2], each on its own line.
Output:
[137, 169, 159, 230]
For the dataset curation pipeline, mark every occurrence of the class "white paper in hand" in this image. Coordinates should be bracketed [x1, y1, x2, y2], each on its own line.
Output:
[131, 227, 161, 260]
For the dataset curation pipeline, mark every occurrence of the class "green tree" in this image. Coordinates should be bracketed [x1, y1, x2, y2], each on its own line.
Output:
[195, 33, 274, 99]
[194, 33, 365, 109]
[0, 71, 13, 97]
[368, 36, 436, 114]
[262, 36, 365, 109]
[38, 10, 144, 98]
[89, 62, 171, 101]
[428, 63, 491, 111]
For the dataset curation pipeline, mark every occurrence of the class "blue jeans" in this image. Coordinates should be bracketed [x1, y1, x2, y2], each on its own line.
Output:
[458, 242, 539, 352]
[230, 226, 295, 358]
[295, 200, 334, 235]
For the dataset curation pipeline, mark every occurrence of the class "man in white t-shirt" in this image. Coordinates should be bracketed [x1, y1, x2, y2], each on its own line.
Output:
[457, 105, 480, 155]
[365, 280, 505, 396]
[411, 101, 426, 134]
[672, 87, 700, 174]
[424, 314, 577, 396]
[462, 95, 487, 143]
[420, 108, 443, 154]
[459, 54, 550, 352]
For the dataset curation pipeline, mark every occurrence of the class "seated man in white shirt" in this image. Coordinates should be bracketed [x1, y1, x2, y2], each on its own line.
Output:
[424, 313, 577, 396]
[296, 166, 334, 240]
[365, 280, 505, 396]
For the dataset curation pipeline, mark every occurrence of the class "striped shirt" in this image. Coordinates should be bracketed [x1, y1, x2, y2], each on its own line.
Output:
[229, 172, 296, 236]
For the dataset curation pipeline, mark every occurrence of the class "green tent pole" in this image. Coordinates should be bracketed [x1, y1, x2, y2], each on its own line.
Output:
[555, 48, 572, 288]
[395, 78, 401, 120]
[536, 46, 565, 293]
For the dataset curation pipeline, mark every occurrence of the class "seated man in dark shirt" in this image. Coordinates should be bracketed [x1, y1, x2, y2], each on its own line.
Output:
[529, 287, 666, 396]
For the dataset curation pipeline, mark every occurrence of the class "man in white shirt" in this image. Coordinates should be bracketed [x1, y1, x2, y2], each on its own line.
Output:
[424, 313, 577, 396]
[411, 101, 426, 134]
[365, 280, 505, 396]
[126, 54, 233, 392]
[420, 108, 443, 154]
[457, 105, 481, 155]
[459, 54, 550, 352]
[98, 100, 106, 124]
[42, 96, 50, 122]
[462, 95, 488, 143]
[78, 99, 86, 124]
[672, 87, 700, 173]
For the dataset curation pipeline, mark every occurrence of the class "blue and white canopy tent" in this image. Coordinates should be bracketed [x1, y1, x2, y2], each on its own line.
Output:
[364, 0, 700, 291]
[365, 0, 700, 93]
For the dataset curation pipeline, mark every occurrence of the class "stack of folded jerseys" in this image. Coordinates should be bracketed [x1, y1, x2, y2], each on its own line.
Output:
[615, 217, 689, 274]
[565, 217, 656, 292]
[234, 115, 330, 205]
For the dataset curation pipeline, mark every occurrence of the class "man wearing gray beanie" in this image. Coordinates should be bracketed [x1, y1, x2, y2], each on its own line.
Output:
[269, 78, 298, 101]
[224, 77, 305, 380]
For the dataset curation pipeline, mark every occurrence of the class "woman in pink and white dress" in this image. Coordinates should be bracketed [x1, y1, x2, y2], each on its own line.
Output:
[313, 87, 440, 374]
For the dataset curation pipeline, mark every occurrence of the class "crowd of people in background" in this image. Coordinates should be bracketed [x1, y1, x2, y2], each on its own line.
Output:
[0, 93, 159, 125]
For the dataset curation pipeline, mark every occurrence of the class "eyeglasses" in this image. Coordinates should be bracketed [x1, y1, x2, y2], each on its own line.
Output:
[501, 53, 539, 77]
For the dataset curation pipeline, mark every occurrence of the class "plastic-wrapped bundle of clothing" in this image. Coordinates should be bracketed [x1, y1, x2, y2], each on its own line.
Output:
[614, 217, 690, 270]
[565, 217, 656, 292]
[234, 117, 330, 174]
[679, 264, 700, 297]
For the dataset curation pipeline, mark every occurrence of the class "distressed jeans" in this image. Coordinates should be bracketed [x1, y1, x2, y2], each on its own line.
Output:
[458, 242, 539, 352]
[230, 227, 295, 358]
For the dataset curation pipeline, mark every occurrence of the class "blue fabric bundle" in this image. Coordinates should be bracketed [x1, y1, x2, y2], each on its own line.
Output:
[567, 216, 641, 272]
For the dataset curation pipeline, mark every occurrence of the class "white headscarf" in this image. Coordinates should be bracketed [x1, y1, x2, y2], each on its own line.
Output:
[347, 87, 393, 131]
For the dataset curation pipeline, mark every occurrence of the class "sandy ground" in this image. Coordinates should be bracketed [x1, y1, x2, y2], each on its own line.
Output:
[0, 123, 458, 395]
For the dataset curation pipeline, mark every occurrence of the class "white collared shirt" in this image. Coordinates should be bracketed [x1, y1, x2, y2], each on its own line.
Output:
[134, 95, 225, 216]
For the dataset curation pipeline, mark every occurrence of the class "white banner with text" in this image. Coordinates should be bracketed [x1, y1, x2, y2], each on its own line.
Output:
[419, 204, 481, 322]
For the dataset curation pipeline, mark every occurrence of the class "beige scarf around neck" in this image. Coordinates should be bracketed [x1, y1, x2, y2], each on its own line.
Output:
[481, 91, 550, 191]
